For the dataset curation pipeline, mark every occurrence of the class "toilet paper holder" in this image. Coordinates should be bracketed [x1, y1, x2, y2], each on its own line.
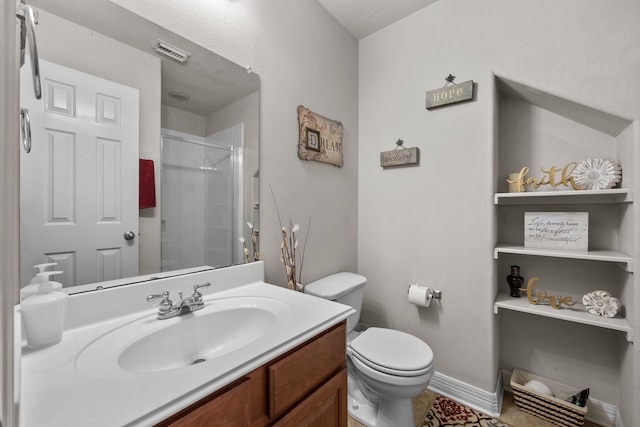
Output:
[407, 285, 442, 300]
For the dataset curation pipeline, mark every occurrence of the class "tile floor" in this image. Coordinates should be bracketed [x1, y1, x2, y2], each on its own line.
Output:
[348, 389, 604, 427]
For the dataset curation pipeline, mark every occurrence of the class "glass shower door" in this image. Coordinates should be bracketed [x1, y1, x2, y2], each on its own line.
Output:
[161, 136, 234, 271]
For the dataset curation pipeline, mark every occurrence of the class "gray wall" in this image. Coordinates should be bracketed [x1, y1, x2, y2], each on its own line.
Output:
[358, 0, 640, 425]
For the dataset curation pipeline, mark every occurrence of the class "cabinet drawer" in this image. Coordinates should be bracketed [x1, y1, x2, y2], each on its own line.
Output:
[268, 322, 346, 419]
[272, 368, 348, 427]
[158, 377, 251, 427]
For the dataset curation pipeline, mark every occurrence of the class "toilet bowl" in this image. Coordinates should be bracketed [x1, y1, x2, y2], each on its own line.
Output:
[304, 273, 434, 427]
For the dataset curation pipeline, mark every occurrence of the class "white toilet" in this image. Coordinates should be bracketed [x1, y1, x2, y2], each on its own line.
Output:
[304, 272, 434, 427]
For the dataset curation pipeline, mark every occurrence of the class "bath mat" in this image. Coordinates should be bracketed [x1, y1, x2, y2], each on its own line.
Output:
[421, 395, 513, 427]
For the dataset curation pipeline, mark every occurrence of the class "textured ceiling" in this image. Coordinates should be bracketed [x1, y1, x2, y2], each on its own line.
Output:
[318, 0, 439, 39]
[30, 0, 437, 116]
[29, 0, 260, 117]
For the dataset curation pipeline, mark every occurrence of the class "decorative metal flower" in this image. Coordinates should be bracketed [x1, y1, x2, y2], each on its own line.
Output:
[572, 159, 621, 190]
[582, 290, 621, 318]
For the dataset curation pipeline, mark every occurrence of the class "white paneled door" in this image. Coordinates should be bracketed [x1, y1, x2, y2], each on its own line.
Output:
[20, 59, 139, 287]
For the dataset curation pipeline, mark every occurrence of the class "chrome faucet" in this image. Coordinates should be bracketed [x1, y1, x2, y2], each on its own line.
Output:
[146, 282, 211, 319]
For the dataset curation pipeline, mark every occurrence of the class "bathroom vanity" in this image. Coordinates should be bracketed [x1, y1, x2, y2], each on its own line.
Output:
[19, 262, 353, 426]
[158, 322, 347, 426]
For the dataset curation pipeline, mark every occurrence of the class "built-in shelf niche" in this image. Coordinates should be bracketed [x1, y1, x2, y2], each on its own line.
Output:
[494, 74, 637, 408]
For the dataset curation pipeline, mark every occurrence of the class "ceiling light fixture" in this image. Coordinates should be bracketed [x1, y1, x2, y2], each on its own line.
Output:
[168, 91, 190, 102]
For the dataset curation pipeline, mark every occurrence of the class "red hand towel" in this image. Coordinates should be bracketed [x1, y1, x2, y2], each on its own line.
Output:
[139, 159, 156, 209]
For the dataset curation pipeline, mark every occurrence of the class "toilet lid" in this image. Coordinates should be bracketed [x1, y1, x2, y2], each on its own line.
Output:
[350, 328, 433, 376]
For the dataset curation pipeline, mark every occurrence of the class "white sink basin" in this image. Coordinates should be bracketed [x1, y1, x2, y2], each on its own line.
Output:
[75, 296, 292, 377]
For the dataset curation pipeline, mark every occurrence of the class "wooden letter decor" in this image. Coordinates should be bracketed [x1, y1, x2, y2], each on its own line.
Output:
[425, 80, 474, 109]
[297, 105, 344, 167]
[507, 163, 582, 192]
[525, 277, 578, 310]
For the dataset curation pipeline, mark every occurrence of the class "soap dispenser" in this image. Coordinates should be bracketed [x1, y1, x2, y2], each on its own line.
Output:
[20, 270, 64, 301]
[21, 280, 68, 348]
[28, 262, 57, 284]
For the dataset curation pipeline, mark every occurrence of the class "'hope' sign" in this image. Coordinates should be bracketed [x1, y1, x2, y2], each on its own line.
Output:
[425, 80, 474, 109]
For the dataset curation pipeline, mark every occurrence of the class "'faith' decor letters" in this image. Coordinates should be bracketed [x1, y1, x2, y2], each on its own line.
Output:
[507, 162, 582, 192]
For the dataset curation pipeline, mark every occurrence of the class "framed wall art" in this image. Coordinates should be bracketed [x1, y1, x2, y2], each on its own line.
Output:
[305, 127, 320, 152]
[297, 105, 343, 167]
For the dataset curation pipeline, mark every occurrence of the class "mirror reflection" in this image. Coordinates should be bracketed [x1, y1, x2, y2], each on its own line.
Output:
[20, 0, 260, 292]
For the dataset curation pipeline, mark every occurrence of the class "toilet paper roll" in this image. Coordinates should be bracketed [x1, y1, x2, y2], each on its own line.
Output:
[408, 284, 431, 307]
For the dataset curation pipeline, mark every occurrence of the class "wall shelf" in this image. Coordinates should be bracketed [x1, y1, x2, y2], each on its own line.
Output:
[494, 245, 634, 272]
[494, 189, 633, 205]
[494, 292, 634, 342]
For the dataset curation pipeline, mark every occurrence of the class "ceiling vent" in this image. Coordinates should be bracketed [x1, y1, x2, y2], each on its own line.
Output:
[153, 40, 191, 63]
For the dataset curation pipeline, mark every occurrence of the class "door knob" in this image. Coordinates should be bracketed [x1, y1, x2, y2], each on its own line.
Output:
[124, 231, 136, 241]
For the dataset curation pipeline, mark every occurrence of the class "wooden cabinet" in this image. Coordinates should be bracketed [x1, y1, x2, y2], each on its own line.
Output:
[160, 378, 251, 427]
[156, 321, 347, 427]
[272, 368, 347, 427]
[268, 319, 345, 419]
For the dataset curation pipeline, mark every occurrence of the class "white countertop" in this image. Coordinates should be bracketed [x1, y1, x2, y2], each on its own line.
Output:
[19, 263, 352, 426]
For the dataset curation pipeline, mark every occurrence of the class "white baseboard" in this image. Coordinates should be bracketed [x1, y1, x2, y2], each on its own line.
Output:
[427, 371, 503, 418]
[615, 408, 624, 427]
[501, 369, 619, 427]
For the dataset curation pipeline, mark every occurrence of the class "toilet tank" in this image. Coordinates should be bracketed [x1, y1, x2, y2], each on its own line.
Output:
[304, 272, 366, 333]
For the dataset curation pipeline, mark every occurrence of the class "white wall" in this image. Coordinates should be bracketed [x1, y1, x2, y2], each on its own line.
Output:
[161, 105, 207, 137]
[113, 0, 360, 286]
[358, 0, 640, 423]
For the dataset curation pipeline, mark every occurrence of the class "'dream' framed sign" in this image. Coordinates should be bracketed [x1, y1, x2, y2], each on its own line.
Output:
[297, 105, 344, 167]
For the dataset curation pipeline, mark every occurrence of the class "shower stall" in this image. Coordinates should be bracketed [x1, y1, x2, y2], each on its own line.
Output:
[161, 126, 243, 272]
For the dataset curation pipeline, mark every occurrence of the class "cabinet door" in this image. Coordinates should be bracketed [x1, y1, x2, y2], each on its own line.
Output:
[272, 368, 347, 427]
[159, 378, 251, 427]
[268, 322, 346, 418]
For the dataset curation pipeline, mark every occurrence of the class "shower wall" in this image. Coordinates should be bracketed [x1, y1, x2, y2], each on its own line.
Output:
[206, 124, 245, 264]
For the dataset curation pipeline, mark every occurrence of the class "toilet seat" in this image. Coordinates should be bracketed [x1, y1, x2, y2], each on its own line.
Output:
[349, 328, 434, 377]
[350, 351, 433, 388]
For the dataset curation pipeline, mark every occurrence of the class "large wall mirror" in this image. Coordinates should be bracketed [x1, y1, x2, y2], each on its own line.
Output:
[20, 0, 260, 293]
